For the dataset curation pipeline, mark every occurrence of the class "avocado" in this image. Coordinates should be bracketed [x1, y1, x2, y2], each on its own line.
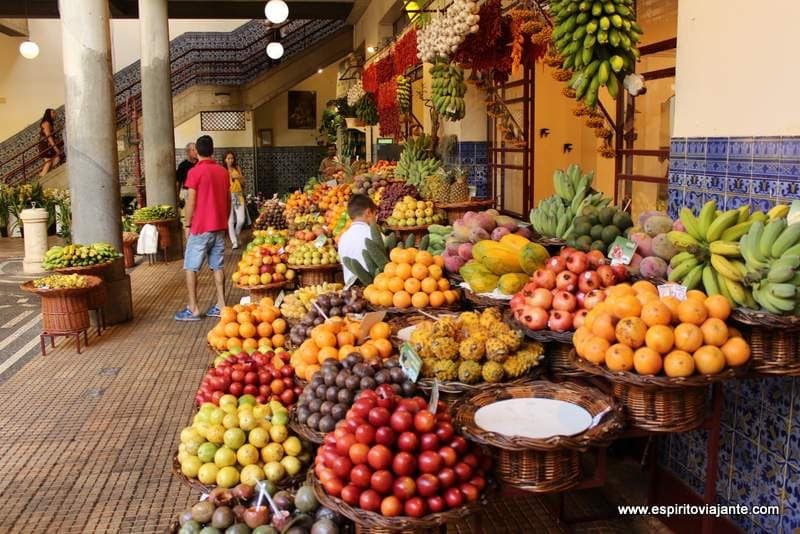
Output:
[591, 240, 607, 252]
[574, 221, 593, 237]
[612, 211, 633, 230]
[576, 235, 593, 251]
[598, 206, 616, 225]
[590, 224, 605, 241]
[601, 225, 621, 245]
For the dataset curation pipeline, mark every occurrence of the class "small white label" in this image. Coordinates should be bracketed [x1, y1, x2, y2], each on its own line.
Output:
[326, 179, 338, 187]
[658, 283, 687, 301]
[274, 290, 285, 308]
[239, 296, 252, 305]
[313, 234, 327, 248]
[399, 343, 423, 383]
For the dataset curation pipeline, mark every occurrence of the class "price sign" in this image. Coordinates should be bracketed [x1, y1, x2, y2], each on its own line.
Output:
[313, 234, 327, 249]
[274, 290, 285, 308]
[239, 296, 251, 305]
[358, 310, 387, 343]
[399, 343, 423, 383]
[658, 282, 688, 301]
[326, 179, 338, 187]
[608, 237, 638, 266]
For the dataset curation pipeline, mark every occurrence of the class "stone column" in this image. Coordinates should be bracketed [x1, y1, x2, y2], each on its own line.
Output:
[59, 0, 123, 250]
[60, 0, 132, 323]
[139, 0, 177, 207]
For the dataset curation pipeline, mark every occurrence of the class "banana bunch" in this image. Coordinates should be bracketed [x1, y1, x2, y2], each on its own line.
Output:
[550, 0, 643, 107]
[739, 217, 800, 314]
[396, 75, 411, 113]
[33, 273, 89, 289]
[396, 134, 442, 188]
[355, 93, 378, 125]
[430, 62, 466, 121]
[43, 242, 121, 269]
[666, 200, 789, 305]
[553, 163, 595, 203]
[132, 204, 176, 222]
[530, 164, 607, 239]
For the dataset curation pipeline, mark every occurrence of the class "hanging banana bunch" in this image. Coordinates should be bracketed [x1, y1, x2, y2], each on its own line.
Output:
[396, 75, 411, 114]
[430, 62, 467, 121]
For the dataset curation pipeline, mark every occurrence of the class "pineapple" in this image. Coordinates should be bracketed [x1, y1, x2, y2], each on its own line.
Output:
[459, 336, 485, 361]
[433, 359, 458, 381]
[424, 173, 450, 202]
[482, 361, 505, 383]
[457, 311, 480, 328]
[496, 327, 524, 352]
[448, 172, 470, 203]
[458, 360, 482, 384]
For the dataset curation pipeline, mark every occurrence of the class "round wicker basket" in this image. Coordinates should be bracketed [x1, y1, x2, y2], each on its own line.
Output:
[436, 199, 494, 224]
[730, 308, 800, 375]
[288, 406, 325, 445]
[21, 276, 102, 334]
[172, 454, 307, 493]
[235, 280, 295, 302]
[288, 263, 341, 286]
[453, 382, 622, 493]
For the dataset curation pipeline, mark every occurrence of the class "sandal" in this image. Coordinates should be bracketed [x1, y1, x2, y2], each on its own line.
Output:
[174, 307, 201, 321]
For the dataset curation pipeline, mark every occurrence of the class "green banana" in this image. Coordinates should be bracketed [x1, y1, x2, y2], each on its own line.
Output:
[760, 219, 787, 260]
[716, 271, 735, 303]
[679, 207, 704, 241]
[670, 251, 696, 269]
[768, 283, 797, 299]
[702, 265, 720, 296]
[720, 220, 756, 242]
[682, 264, 704, 290]
[706, 209, 740, 243]
[697, 200, 717, 240]
[771, 223, 800, 258]
[667, 231, 703, 252]
[668, 257, 700, 282]
[747, 221, 769, 264]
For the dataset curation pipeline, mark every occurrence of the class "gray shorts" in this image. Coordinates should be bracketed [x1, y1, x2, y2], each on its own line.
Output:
[184, 231, 225, 271]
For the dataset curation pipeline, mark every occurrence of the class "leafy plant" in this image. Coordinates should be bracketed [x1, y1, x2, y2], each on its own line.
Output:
[319, 108, 343, 144]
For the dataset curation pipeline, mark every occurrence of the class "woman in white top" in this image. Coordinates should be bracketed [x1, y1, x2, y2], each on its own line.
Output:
[338, 194, 377, 285]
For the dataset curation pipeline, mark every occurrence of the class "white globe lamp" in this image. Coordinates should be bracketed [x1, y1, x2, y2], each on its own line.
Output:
[19, 40, 39, 59]
[266, 42, 284, 60]
[265, 0, 289, 24]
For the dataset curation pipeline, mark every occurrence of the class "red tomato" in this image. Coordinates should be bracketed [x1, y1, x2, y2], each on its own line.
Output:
[414, 411, 436, 433]
[418, 451, 442, 474]
[355, 424, 376, 445]
[454, 462, 473, 483]
[331, 456, 352, 479]
[415, 473, 440, 497]
[380, 495, 402, 517]
[419, 433, 440, 452]
[436, 468, 457, 489]
[444, 487, 463, 509]
[392, 476, 416, 500]
[374, 426, 396, 447]
[368, 407, 391, 427]
[391, 451, 417, 477]
[367, 444, 393, 470]
[397, 431, 419, 452]
[435, 422, 455, 442]
[449, 436, 468, 455]
[270, 378, 285, 395]
[322, 477, 343, 497]
[350, 464, 373, 489]
[427, 495, 446, 514]
[390, 410, 414, 433]
[460, 482, 479, 503]
[359, 489, 382, 512]
[404, 497, 427, 518]
[438, 446, 458, 467]
[370, 469, 395, 495]
[340, 484, 361, 505]
[348, 442, 370, 465]
[469, 476, 486, 491]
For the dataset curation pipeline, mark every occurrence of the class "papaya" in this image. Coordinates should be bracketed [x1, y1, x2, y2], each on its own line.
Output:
[471, 240, 522, 275]
[498, 273, 530, 295]
[499, 234, 531, 254]
[459, 260, 499, 293]
[519, 242, 550, 274]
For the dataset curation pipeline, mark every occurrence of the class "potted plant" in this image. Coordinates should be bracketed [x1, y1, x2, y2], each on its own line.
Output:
[8, 183, 46, 237]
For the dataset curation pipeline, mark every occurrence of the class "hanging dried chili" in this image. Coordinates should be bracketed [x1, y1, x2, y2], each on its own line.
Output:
[362, 63, 378, 93]
[393, 28, 419, 75]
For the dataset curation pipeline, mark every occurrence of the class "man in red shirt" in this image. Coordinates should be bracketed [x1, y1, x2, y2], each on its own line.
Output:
[175, 135, 231, 321]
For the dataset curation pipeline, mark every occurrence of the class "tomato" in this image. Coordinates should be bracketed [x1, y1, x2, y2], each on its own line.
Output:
[270, 378, 285, 395]
[444, 487, 463, 508]
[404, 497, 427, 518]
[390, 410, 414, 433]
[392, 476, 416, 500]
[375, 384, 396, 409]
[367, 444, 393, 470]
[397, 398, 420, 414]
[243, 384, 258, 396]
[348, 443, 370, 465]
[370, 469, 395, 495]
[368, 407, 391, 427]
[435, 421, 454, 442]
[426, 495, 446, 514]
[414, 411, 436, 433]
[418, 451, 442, 474]
[344, 416, 362, 434]
[462, 453, 479, 468]
[350, 464, 373, 489]
[279, 389, 295, 405]
[280, 365, 294, 377]
[259, 385, 271, 398]
[412, 397, 428, 411]
[322, 477, 343, 497]
[358, 389, 378, 402]
[229, 382, 243, 396]
[415, 473, 440, 497]
[282, 376, 293, 388]
[419, 433, 440, 452]
[355, 424, 376, 445]
[449, 436, 468, 455]
[460, 482, 479, 502]
[340, 484, 361, 505]
[374, 426, 396, 447]
[231, 370, 245, 383]
[391, 451, 417, 477]
[454, 462, 473, 483]
[437, 446, 458, 467]
[436, 468, 456, 489]
[331, 456, 352, 479]
[469, 476, 486, 491]
[380, 495, 402, 517]
[318, 468, 335, 484]
[359, 489, 382, 512]
[397, 431, 419, 452]
[211, 390, 224, 404]
[351, 399, 375, 419]
[244, 371, 258, 385]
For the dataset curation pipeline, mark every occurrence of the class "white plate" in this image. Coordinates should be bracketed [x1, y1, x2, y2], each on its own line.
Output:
[474, 398, 592, 439]
[458, 282, 512, 301]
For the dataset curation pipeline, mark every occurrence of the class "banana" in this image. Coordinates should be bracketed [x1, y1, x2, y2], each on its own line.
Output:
[723, 277, 749, 306]
[720, 220, 756, 242]
[768, 204, 790, 220]
[755, 282, 796, 312]
[753, 284, 782, 314]
[711, 254, 743, 282]
[736, 205, 751, 224]
[705, 209, 740, 243]
[708, 240, 741, 257]
[746, 221, 769, 264]
[760, 219, 787, 260]
[716, 271, 734, 304]
[682, 264, 704, 290]
[670, 251, 696, 269]
[771, 223, 800, 258]
[668, 257, 700, 282]
[767, 256, 800, 283]
[679, 207, 704, 241]
[667, 231, 703, 252]
[767, 283, 797, 299]
[702, 265, 720, 296]
[749, 211, 768, 223]
[697, 200, 717, 241]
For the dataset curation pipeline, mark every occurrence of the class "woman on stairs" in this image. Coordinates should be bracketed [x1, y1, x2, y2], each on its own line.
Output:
[39, 108, 62, 177]
[224, 151, 246, 249]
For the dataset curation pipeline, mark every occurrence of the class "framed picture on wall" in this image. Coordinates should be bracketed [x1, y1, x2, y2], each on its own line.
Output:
[259, 129, 273, 147]
[288, 91, 317, 129]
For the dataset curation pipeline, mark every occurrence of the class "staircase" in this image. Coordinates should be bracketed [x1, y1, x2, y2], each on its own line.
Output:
[0, 18, 351, 187]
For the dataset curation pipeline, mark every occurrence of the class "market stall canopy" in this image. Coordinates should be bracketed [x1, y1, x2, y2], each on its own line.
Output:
[0, 0, 356, 19]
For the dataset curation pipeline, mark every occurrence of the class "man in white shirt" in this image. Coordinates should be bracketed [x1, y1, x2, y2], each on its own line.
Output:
[338, 194, 378, 285]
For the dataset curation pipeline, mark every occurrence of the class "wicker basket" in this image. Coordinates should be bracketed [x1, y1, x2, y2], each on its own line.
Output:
[385, 224, 431, 246]
[435, 199, 494, 224]
[289, 407, 325, 445]
[288, 263, 341, 287]
[453, 382, 622, 493]
[308, 471, 485, 532]
[730, 308, 800, 375]
[462, 286, 511, 309]
[417, 374, 543, 408]
[54, 262, 112, 310]
[569, 350, 746, 432]
[21, 276, 102, 334]
[547, 341, 593, 379]
[236, 281, 295, 302]
[172, 454, 307, 493]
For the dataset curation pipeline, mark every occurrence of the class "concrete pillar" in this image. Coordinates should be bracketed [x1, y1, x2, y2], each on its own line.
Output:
[139, 0, 177, 207]
[20, 208, 49, 274]
[60, 0, 132, 323]
[59, 0, 123, 250]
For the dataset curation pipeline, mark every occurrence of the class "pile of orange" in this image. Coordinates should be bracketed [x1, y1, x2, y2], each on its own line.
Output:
[290, 318, 394, 381]
[207, 298, 288, 354]
[364, 247, 459, 309]
[574, 281, 751, 377]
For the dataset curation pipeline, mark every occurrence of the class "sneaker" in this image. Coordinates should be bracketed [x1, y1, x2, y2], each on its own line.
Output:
[174, 307, 201, 321]
[206, 304, 222, 318]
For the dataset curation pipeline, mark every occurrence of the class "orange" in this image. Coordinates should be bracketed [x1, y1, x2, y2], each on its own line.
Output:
[237, 312, 253, 324]
[428, 264, 443, 280]
[299, 340, 320, 364]
[693, 345, 726, 375]
[583, 337, 610, 364]
[260, 307, 278, 323]
[318, 346, 339, 363]
[610, 295, 642, 320]
[389, 248, 404, 263]
[633, 347, 663, 375]
[677, 299, 708, 326]
[636, 292, 659, 306]
[272, 318, 287, 335]
[429, 291, 445, 308]
[372, 338, 393, 359]
[396, 249, 414, 265]
[369, 322, 391, 340]
[704, 294, 732, 320]
[215, 337, 227, 351]
[661, 296, 681, 323]
[641, 300, 673, 327]
[393, 291, 412, 308]
[324, 317, 345, 334]
[364, 285, 377, 303]
[233, 304, 245, 313]
[404, 278, 421, 294]
[663, 350, 695, 377]
[728, 327, 743, 339]
[304, 364, 321, 381]
[337, 331, 356, 347]
[239, 322, 257, 339]
[411, 264, 429, 281]
[605, 343, 635, 372]
[421, 278, 438, 294]
[226, 337, 243, 351]
[374, 274, 390, 291]
[700, 318, 729, 346]
[437, 278, 450, 291]
[388, 277, 405, 293]
[721, 337, 751, 367]
[224, 322, 241, 338]
[271, 334, 285, 348]
[645, 325, 675, 354]
[259, 297, 275, 307]
[573, 326, 592, 352]
[444, 290, 459, 305]
[256, 321, 273, 339]
[258, 337, 272, 349]
[367, 288, 381, 306]
[213, 323, 226, 337]
[220, 307, 237, 324]
[433, 255, 445, 268]
[415, 250, 434, 266]
[359, 343, 380, 361]
[591, 313, 618, 343]
[673, 323, 704, 352]
[606, 283, 635, 299]
[632, 280, 658, 295]
[242, 338, 258, 352]
[411, 291, 429, 308]
[615, 317, 648, 348]
[396, 263, 412, 280]
[312, 329, 337, 348]
[686, 289, 707, 301]
[383, 262, 398, 278]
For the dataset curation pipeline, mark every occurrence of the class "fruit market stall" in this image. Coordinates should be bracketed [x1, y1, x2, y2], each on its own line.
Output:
[132, 205, 178, 263]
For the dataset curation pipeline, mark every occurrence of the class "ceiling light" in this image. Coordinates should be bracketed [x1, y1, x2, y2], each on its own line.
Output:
[19, 40, 39, 59]
[266, 42, 284, 59]
[317, 68, 323, 74]
[366, 46, 376, 54]
[265, 0, 289, 24]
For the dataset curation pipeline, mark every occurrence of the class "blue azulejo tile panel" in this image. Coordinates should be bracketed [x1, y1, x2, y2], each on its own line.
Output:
[707, 137, 729, 159]
[256, 146, 324, 196]
[753, 136, 783, 159]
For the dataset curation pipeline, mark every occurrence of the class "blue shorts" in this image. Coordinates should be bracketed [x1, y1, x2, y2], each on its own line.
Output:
[184, 231, 225, 272]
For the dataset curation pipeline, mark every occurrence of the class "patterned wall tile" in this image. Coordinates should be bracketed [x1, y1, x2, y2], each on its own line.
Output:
[256, 146, 325, 196]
